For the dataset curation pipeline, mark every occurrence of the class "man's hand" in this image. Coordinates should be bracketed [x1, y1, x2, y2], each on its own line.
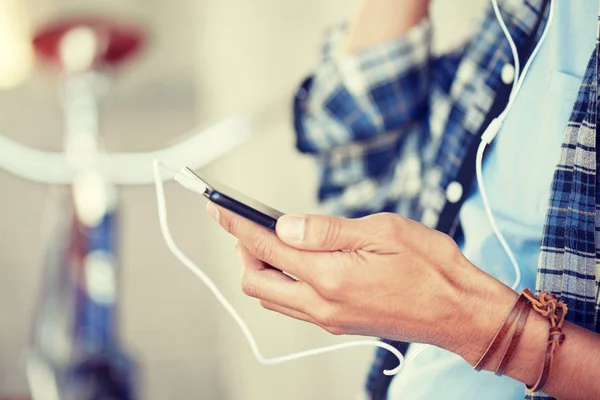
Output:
[206, 202, 517, 364]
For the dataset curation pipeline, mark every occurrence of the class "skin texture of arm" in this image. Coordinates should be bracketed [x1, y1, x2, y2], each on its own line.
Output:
[206, 202, 600, 400]
[342, 0, 430, 54]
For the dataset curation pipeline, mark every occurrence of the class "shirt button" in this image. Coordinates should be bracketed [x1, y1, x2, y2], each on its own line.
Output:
[446, 181, 463, 204]
[501, 63, 515, 85]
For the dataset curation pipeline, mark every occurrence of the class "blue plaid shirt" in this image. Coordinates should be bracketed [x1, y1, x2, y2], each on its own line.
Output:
[293, 1, 600, 399]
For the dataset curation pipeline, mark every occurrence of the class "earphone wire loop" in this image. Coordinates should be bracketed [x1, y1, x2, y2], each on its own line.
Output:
[152, 160, 404, 376]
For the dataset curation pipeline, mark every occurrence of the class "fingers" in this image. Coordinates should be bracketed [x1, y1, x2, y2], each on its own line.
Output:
[208, 201, 319, 283]
[276, 212, 413, 254]
[258, 300, 319, 325]
[237, 245, 340, 332]
[275, 214, 365, 251]
[236, 243, 321, 315]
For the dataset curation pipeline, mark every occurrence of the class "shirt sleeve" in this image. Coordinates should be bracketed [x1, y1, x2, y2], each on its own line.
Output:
[294, 19, 432, 154]
[292, 19, 434, 217]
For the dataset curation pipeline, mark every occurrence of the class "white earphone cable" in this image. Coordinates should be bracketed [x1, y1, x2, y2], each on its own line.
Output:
[491, 0, 521, 98]
[151, 0, 554, 378]
[407, 0, 555, 366]
[477, 0, 555, 291]
[152, 160, 404, 376]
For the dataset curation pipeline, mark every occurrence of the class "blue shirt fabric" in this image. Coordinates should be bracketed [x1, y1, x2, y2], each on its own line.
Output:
[387, 1, 598, 399]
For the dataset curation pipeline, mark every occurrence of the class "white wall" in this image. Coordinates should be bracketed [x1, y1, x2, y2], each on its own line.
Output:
[0, 0, 486, 399]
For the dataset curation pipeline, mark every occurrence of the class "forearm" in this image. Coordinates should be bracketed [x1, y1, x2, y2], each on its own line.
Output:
[456, 284, 600, 399]
[343, 0, 429, 54]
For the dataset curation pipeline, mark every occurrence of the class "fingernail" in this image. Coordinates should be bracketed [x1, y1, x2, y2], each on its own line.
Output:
[206, 202, 219, 222]
[277, 215, 306, 242]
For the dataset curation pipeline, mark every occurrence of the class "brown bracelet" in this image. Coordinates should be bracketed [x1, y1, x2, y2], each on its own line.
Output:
[494, 301, 531, 376]
[474, 294, 528, 371]
[521, 288, 568, 393]
[474, 288, 568, 394]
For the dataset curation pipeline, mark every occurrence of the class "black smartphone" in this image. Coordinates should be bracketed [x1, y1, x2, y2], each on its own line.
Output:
[183, 168, 284, 231]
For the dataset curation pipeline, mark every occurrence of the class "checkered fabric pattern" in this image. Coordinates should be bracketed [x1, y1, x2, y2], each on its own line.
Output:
[293, 0, 600, 399]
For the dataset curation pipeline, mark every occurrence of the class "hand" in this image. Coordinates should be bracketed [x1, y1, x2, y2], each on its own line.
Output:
[206, 202, 517, 364]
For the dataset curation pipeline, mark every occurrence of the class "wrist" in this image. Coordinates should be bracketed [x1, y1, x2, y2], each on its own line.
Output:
[447, 273, 519, 366]
[450, 281, 549, 387]
[500, 311, 548, 386]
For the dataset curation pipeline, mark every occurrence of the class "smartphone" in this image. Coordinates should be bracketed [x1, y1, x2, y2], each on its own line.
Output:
[182, 168, 284, 231]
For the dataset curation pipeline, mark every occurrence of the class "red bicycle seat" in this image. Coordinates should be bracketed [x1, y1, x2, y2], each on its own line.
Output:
[33, 16, 145, 71]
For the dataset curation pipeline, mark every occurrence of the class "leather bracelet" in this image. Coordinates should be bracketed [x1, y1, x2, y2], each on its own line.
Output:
[474, 294, 528, 371]
[521, 288, 568, 393]
[494, 301, 531, 376]
[474, 288, 568, 393]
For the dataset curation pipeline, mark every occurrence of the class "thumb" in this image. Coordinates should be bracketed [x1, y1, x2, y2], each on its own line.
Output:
[276, 214, 367, 251]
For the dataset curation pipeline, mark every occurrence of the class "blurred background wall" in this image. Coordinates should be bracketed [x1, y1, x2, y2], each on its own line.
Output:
[0, 0, 486, 399]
